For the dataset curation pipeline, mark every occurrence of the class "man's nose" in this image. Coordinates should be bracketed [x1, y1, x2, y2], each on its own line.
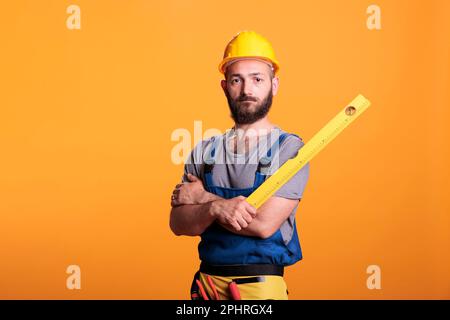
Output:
[241, 80, 254, 97]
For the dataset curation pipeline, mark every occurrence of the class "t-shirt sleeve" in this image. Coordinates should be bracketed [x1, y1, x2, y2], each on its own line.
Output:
[182, 151, 197, 183]
[272, 135, 310, 200]
[181, 139, 206, 183]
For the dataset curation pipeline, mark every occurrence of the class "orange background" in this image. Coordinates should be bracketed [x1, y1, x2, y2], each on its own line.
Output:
[1, 0, 449, 299]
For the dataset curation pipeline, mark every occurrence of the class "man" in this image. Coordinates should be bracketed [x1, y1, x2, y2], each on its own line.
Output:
[169, 31, 310, 300]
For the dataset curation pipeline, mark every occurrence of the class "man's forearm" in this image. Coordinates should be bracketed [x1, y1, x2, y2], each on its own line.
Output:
[170, 202, 216, 236]
[170, 188, 266, 238]
[201, 192, 263, 238]
[218, 218, 265, 238]
[199, 191, 222, 203]
[220, 197, 300, 239]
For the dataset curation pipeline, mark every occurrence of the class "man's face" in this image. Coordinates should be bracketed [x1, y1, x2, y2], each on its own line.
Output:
[221, 59, 279, 125]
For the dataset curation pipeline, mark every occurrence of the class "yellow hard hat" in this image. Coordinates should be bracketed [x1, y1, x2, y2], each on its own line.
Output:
[218, 31, 280, 75]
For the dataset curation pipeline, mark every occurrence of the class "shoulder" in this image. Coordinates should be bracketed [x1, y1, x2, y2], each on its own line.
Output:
[186, 133, 226, 164]
[265, 130, 307, 174]
[279, 132, 305, 151]
[274, 131, 306, 164]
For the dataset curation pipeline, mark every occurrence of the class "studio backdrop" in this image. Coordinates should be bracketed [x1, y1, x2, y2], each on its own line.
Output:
[0, 0, 449, 299]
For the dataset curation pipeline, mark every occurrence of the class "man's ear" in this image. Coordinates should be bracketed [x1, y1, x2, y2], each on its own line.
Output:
[221, 79, 227, 92]
[272, 76, 280, 96]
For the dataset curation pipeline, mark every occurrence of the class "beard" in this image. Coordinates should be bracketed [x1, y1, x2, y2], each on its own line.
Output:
[225, 89, 273, 125]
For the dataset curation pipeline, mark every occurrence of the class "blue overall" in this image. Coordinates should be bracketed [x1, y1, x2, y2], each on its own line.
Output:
[198, 133, 303, 266]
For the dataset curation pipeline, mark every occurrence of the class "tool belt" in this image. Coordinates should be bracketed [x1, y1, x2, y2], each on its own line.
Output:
[199, 262, 284, 277]
[191, 264, 285, 300]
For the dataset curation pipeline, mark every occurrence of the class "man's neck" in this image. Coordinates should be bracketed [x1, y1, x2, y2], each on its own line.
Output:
[229, 117, 277, 154]
[233, 117, 276, 137]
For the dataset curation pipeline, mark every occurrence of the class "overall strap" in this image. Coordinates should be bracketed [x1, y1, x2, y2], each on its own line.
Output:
[203, 136, 221, 188]
[254, 132, 295, 186]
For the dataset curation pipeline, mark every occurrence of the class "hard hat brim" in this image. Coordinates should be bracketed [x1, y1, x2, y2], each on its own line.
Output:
[219, 56, 279, 75]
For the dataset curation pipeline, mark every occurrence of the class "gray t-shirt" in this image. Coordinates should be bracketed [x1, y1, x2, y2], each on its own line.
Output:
[182, 127, 310, 244]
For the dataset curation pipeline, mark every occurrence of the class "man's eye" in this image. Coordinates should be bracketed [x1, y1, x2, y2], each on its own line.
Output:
[231, 79, 240, 83]
[255, 78, 262, 82]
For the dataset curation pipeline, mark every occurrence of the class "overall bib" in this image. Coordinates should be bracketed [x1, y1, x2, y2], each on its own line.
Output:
[191, 132, 303, 300]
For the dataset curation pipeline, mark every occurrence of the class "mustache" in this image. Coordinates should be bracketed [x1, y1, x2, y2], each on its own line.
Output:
[238, 96, 257, 102]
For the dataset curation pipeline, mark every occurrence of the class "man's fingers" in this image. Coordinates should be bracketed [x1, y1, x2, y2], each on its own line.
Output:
[244, 202, 257, 216]
[187, 173, 200, 182]
[230, 220, 242, 231]
[236, 216, 248, 229]
[235, 196, 256, 215]
[242, 212, 253, 224]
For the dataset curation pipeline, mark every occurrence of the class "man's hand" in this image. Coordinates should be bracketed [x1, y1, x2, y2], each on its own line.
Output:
[171, 174, 208, 207]
[210, 196, 257, 232]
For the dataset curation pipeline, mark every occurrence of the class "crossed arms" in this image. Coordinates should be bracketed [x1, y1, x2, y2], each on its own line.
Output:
[169, 173, 300, 239]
